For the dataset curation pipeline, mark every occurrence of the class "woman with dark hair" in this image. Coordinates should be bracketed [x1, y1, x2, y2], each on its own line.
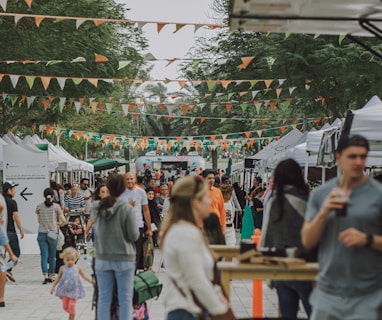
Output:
[161, 176, 230, 320]
[85, 184, 109, 241]
[260, 158, 313, 318]
[36, 188, 66, 284]
[92, 174, 139, 320]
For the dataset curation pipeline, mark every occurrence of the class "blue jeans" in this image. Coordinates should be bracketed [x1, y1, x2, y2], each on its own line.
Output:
[167, 309, 198, 320]
[37, 232, 57, 276]
[7, 231, 20, 257]
[95, 259, 135, 320]
[273, 280, 313, 318]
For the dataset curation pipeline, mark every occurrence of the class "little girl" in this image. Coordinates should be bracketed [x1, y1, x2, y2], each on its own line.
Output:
[50, 247, 93, 320]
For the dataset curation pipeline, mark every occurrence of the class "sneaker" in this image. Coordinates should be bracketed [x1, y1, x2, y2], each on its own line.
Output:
[0, 301, 5, 307]
[6, 272, 15, 283]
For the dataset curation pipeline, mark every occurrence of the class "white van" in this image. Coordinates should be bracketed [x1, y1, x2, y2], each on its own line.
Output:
[135, 152, 205, 176]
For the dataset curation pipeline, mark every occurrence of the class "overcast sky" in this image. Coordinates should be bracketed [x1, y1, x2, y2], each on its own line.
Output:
[118, 0, 216, 81]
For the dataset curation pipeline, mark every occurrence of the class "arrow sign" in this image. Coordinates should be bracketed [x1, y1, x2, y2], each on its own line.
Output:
[20, 188, 33, 201]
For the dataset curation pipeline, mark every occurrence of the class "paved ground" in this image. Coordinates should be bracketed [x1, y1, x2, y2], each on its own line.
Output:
[1, 245, 308, 319]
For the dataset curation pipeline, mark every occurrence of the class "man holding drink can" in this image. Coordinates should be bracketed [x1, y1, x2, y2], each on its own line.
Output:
[301, 134, 382, 320]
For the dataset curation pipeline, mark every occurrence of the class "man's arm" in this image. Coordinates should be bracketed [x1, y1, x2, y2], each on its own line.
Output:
[141, 204, 152, 236]
[338, 228, 382, 252]
[13, 211, 24, 239]
[301, 188, 346, 249]
[232, 190, 242, 213]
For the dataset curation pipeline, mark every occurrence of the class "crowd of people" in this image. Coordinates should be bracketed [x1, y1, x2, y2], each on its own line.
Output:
[2, 133, 382, 319]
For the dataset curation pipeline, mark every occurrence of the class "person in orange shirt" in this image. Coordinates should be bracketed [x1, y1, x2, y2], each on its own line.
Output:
[202, 169, 226, 233]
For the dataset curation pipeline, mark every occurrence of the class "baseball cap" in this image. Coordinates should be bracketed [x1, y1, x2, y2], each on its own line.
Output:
[3, 181, 19, 192]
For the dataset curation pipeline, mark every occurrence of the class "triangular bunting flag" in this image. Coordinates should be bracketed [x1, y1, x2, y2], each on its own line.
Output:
[289, 87, 297, 94]
[200, 117, 205, 124]
[237, 56, 255, 69]
[255, 102, 262, 114]
[95, 53, 109, 62]
[251, 90, 259, 99]
[226, 104, 233, 114]
[105, 103, 113, 115]
[25, 76, 35, 89]
[0, 0, 7, 11]
[276, 88, 282, 98]
[40, 76, 52, 90]
[24, 0, 32, 8]
[56, 77, 67, 90]
[118, 60, 131, 70]
[264, 79, 273, 88]
[121, 104, 128, 116]
[206, 81, 216, 92]
[173, 24, 185, 33]
[14, 14, 23, 24]
[26, 96, 36, 109]
[93, 19, 106, 26]
[9, 75, 20, 88]
[220, 80, 231, 90]
[76, 19, 86, 29]
[157, 23, 166, 33]
[35, 16, 44, 27]
[87, 78, 98, 87]
[74, 101, 81, 113]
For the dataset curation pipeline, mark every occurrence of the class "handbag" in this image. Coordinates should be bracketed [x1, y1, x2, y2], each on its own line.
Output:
[47, 230, 58, 243]
[169, 276, 236, 320]
[56, 228, 65, 250]
[133, 270, 162, 305]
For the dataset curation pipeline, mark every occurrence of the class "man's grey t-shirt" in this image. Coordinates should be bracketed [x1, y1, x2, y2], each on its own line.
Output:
[306, 177, 382, 296]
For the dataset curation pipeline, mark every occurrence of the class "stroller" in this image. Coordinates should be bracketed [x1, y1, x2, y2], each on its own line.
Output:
[66, 210, 88, 254]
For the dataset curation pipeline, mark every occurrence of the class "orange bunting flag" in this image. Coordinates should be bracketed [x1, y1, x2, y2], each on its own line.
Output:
[280, 126, 286, 133]
[90, 101, 98, 113]
[210, 135, 216, 141]
[239, 91, 248, 97]
[220, 80, 232, 90]
[158, 104, 165, 111]
[43, 98, 49, 111]
[177, 80, 186, 88]
[313, 119, 320, 125]
[200, 117, 206, 124]
[166, 58, 178, 67]
[237, 56, 255, 69]
[182, 104, 188, 116]
[24, 0, 32, 8]
[226, 104, 233, 114]
[40, 77, 51, 90]
[264, 80, 273, 88]
[269, 101, 276, 112]
[318, 96, 325, 104]
[133, 113, 140, 120]
[93, 19, 106, 26]
[167, 116, 173, 121]
[79, 97, 85, 105]
[157, 23, 166, 33]
[35, 17, 44, 27]
[176, 137, 181, 143]
[276, 88, 282, 98]
[261, 119, 267, 125]
[95, 53, 109, 62]
[245, 131, 250, 138]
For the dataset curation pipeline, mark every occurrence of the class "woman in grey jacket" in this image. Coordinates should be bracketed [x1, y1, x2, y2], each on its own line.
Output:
[92, 174, 139, 320]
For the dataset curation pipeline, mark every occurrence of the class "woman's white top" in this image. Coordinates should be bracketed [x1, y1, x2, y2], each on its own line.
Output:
[162, 221, 227, 316]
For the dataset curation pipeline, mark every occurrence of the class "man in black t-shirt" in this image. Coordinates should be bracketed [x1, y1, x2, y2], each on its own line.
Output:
[3, 181, 24, 282]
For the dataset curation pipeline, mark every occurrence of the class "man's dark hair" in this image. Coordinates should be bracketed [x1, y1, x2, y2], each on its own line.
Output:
[336, 134, 369, 153]
[202, 169, 215, 178]
[221, 175, 230, 184]
[80, 177, 89, 184]
[136, 175, 145, 184]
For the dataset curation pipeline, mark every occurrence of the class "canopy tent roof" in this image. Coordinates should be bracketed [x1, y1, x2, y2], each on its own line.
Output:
[229, 0, 382, 37]
[86, 158, 129, 172]
[247, 128, 303, 160]
[0, 132, 93, 172]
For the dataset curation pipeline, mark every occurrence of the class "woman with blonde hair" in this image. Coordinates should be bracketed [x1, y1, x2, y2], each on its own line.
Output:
[161, 176, 230, 320]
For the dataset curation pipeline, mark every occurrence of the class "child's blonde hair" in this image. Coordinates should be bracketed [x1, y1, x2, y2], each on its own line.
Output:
[60, 247, 80, 260]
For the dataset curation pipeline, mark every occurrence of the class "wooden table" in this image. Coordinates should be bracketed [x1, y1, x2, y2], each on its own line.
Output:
[218, 261, 318, 299]
[209, 245, 240, 260]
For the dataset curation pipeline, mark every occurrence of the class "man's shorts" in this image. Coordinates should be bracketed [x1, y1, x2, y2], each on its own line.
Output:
[0, 252, 6, 269]
[310, 287, 382, 320]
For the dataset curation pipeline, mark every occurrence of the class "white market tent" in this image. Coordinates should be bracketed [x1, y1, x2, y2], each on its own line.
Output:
[0, 132, 93, 173]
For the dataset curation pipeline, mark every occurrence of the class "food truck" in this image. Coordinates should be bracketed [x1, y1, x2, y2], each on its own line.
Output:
[135, 152, 205, 176]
